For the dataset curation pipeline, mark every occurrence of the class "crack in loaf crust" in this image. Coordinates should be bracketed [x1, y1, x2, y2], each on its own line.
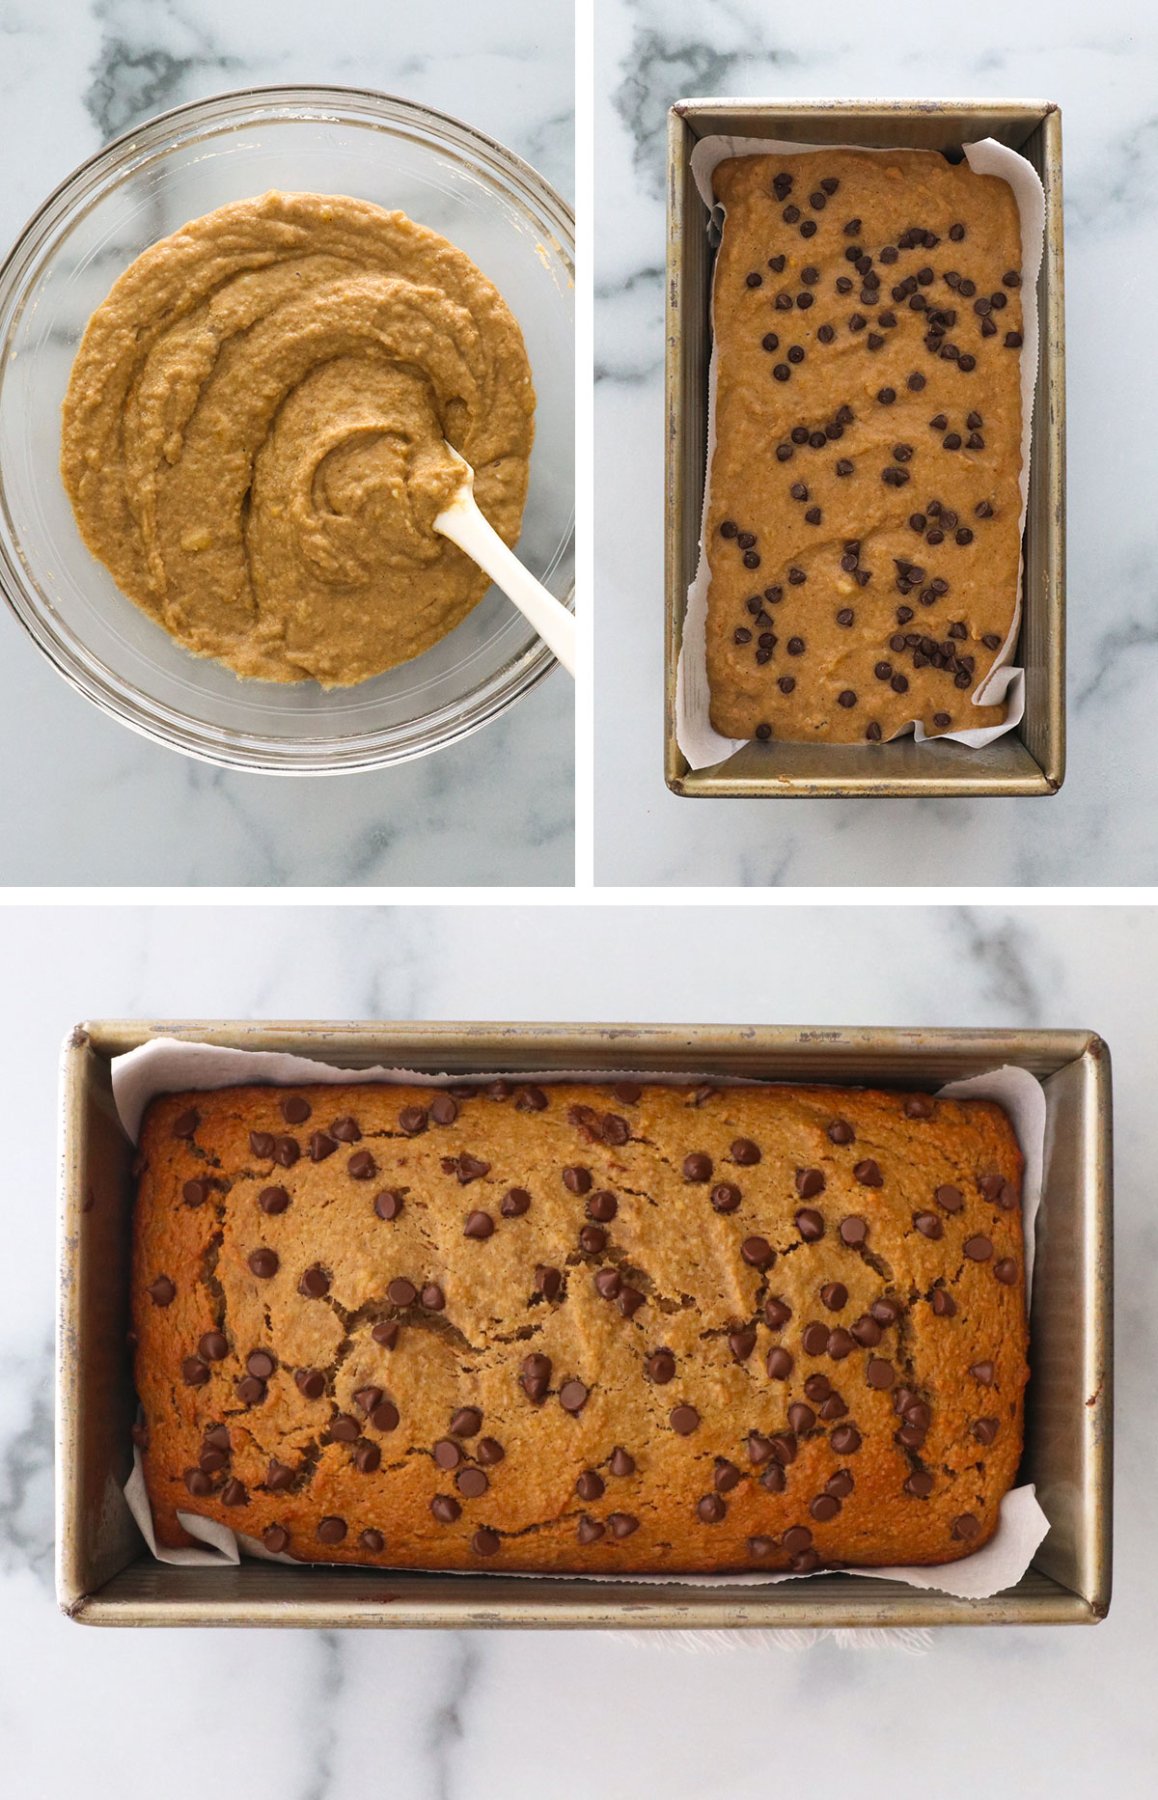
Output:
[705, 150, 1024, 744]
[132, 1080, 1028, 1573]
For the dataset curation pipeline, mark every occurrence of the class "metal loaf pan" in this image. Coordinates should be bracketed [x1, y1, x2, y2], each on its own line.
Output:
[57, 1019, 1109, 1627]
[664, 99, 1065, 798]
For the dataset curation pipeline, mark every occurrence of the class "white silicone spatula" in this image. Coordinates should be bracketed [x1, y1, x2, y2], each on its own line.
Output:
[434, 446, 576, 677]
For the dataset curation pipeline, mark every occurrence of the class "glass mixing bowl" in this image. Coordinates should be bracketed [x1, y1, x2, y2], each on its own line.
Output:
[0, 86, 574, 773]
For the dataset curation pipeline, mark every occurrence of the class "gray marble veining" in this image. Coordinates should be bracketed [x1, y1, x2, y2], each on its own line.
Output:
[595, 0, 1158, 886]
[0, 0, 574, 888]
[1, 900, 1155, 1793]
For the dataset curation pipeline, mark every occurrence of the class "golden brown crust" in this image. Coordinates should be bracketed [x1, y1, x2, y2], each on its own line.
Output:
[705, 150, 1024, 743]
[133, 1080, 1027, 1574]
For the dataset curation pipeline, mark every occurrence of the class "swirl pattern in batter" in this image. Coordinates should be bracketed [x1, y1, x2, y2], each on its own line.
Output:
[61, 191, 536, 686]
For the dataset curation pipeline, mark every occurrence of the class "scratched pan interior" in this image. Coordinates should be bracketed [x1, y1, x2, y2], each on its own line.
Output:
[664, 100, 1066, 798]
[56, 1020, 1111, 1627]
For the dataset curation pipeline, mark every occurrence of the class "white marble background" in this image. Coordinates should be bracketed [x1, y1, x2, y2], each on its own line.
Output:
[0, 0, 574, 887]
[595, 0, 1158, 886]
[1, 901, 1153, 1795]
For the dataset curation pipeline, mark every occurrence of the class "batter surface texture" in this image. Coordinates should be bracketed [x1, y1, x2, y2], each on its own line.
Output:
[62, 192, 535, 686]
[705, 150, 1024, 743]
[133, 1079, 1028, 1574]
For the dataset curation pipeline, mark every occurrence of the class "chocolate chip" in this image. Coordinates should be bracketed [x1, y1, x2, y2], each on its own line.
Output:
[309, 1131, 337, 1161]
[147, 1275, 176, 1307]
[792, 1207, 825, 1247]
[643, 1348, 675, 1386]
[272, 1136, 299, 1167]
[970, 1361, 995, 1385]
[577, 1515, 605, 1545]
[682, 1153, 712, 1183]
[433, 1439, 461, 1471]
[359, 1528, 385, 1553]
[741, 1235, 775, 1270]
[476, 1438, 505, 1467]
[559, 1379, 589, 1415]
[1004, 331, 1023, 348]
[932, 1288, 956, 1317]
[421, 1284, 446, 1311]
[964, 1235, 993, 1262]
[732, 1136, 761, 1168]
[295, 1368, 326, 1400]
[372, 1321, 400, 1350]
[575, 1469, 605, 1503]
[670, 1404, 700, 1436]
[819, 1282, 848, 1312]
[764, 1296, 792, 1330]
[464, 1210, 494, 1240]
[608, 1512, 639, 1539]
[431, 1495, 460, 1524]
[247, 1248, 279, 1279]
[353, 1444, 381, 1475]
[728, 1326, 756, 1362]
[514, 1085, 549, 1113]
[767, 1346, 794, 1380]
[298, 1265, 330, 1299]
[995, 1258, 1018, 1284]
[953, 1513, 981, 1542]
[316, 1516, 347, 1544]
[534, 1264, 563, 1301]
[866, 1358, 895, 1389]
[849, 1315, 881, 1349]
[934, 1183, 964, 1213]
[398, 1106, 428, 1136]
[973, 1417, 1000, 1445]
[595, 1267, 621, 1300]
[602, 1448, 632, 1482]
[457, 1467, 489, 1499]
[518, 1353, 551, 1404]
[852, 1167, 886, 1210]
[697, 1494, 726, 1524]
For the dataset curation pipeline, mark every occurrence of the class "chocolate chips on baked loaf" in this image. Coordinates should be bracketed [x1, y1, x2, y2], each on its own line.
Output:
[705, 150, 1025, 744]
[132, 1080, 1027, 1574]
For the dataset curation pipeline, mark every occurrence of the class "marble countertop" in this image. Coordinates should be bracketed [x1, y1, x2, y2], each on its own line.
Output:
[2, 900, 1152, 1794]
[0, 0, 573, 887]
[595, 0, 1158, 886]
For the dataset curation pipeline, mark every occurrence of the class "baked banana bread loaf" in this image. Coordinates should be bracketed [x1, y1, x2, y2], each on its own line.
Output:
[705, 149, 1025, 744]
[132, 1079, 1028, 1573]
